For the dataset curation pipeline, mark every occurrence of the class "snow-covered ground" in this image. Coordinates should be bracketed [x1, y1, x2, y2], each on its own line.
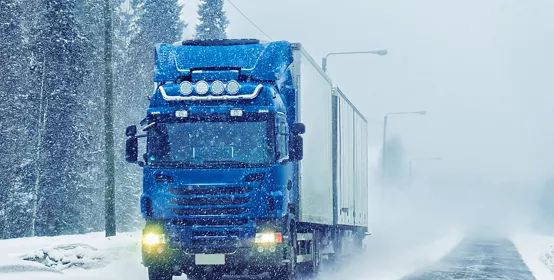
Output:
[0, 230, 462, 280]
[513, 233, 554, 280]
[4, 229, 554, 280]
[0, 231, 187, 280]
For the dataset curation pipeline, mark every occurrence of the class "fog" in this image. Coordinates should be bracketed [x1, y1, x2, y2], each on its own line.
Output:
[179, 0, 554, 256]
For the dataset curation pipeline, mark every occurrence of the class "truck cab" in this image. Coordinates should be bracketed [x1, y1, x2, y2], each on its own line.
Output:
[126, 39, 306, 280]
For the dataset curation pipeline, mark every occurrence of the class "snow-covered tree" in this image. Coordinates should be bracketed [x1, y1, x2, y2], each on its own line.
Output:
[74, 0, 107, 233]
[114, 0, 185, 231]
[0, 0, 36, 239]
[0, 0, 188, 238]
[28, 0, 87, 236]
[195, 0, 229, 40]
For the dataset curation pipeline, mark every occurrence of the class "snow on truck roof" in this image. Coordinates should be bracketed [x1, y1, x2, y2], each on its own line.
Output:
[154, 40, 294, 83]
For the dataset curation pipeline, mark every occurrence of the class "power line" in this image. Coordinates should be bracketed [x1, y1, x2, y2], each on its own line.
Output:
[226, 0, 274, 41]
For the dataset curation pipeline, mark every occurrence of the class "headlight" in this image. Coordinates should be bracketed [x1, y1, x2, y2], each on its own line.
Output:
[255, 232, 282, 244]
[142, 233, 166, 246]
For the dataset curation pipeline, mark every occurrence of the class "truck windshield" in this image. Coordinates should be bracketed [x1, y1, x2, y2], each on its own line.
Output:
[147, 121, 274, 168]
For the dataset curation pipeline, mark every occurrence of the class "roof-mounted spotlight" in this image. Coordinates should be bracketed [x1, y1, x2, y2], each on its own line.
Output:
[211, 80, 225, 95]
[179, 81, 193, 96]
[226, 80, 240, 95]
[195, 81, 209, 95]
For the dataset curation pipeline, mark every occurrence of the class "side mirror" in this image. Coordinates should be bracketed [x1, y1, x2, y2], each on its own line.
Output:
[126, 125, 137, 137]
[289, 135, 303, 161]
[291, 123, 305, 135]
[125, 137, 138, 163]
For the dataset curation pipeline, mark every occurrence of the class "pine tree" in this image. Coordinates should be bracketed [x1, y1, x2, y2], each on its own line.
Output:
[29, 0, 87, 236]
[0, 0, 36, 238]
[74, 0, 106, 233]
[195, 0, 229, 40]
[114, 0, 185, 231]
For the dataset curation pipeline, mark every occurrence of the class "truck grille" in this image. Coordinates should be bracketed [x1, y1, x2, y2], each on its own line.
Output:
[193, 230, 240, 237]
[167, 185, 253, 248]
[192, 238, 237, 245]
[171, 218, 249, 227]
[169, 187, 250, 196]
[169, 197, 249, 206]
[169, 208, 249, 216]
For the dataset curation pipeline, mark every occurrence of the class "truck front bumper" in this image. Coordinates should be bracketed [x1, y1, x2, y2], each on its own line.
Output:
[142, 243, 291, 274]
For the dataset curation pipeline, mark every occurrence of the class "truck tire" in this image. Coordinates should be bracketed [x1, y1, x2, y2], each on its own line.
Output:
[148, 267, 173, 280]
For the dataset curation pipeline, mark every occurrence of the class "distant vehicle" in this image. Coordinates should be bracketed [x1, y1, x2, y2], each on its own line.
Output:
[125, 39, 369, 280]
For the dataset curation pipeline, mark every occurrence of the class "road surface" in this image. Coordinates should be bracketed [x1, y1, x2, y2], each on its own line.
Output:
[402, 238, 535, 280]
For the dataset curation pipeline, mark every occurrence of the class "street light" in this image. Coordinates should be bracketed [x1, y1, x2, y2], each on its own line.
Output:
[409, 157, 442, 185]
[322, 50, 388, 72]
[381, 111, 426, 181]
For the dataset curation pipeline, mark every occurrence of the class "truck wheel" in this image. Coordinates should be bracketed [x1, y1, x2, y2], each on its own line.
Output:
[148, 267, 173, 280]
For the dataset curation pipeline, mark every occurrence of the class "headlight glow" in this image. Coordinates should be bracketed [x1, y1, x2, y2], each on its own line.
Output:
[142, 233, 166, 246]
[254, 232, 282, 244]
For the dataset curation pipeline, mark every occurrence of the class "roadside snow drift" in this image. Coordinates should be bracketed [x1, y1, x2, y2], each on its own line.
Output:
[0, 231, 169, 280]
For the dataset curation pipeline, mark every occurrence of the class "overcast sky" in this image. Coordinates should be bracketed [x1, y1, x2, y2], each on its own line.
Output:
[179, 0, 554, 184]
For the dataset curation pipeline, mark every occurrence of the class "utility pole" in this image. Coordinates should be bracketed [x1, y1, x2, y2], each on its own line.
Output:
[103, 0, 116, 237]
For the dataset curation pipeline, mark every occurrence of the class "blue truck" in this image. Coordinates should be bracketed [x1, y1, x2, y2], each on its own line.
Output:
[125, 39, 369, 280]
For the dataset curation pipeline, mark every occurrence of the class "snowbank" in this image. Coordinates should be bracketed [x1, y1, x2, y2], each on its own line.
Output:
[512, 234, 554, 280]
[0, 231, 174, 280]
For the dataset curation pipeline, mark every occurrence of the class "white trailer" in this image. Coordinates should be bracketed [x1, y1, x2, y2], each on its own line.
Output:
[290, 43, 369, 260]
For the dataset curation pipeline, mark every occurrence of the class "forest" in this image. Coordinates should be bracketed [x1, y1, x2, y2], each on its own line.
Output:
[0, 0, 228, 239]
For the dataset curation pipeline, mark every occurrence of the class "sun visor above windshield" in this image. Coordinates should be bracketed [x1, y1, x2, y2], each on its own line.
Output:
[154, 40, 294, 83]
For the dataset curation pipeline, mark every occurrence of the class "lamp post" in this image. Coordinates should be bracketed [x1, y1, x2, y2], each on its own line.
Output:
[322, 50, 388, 72]
[408, 157, 442, 185]
[381, 111, 426, 182]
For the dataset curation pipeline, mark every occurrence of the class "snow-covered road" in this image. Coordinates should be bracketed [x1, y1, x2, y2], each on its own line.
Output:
[402, 238, 535, 280]
[1, 231, 554, 280]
